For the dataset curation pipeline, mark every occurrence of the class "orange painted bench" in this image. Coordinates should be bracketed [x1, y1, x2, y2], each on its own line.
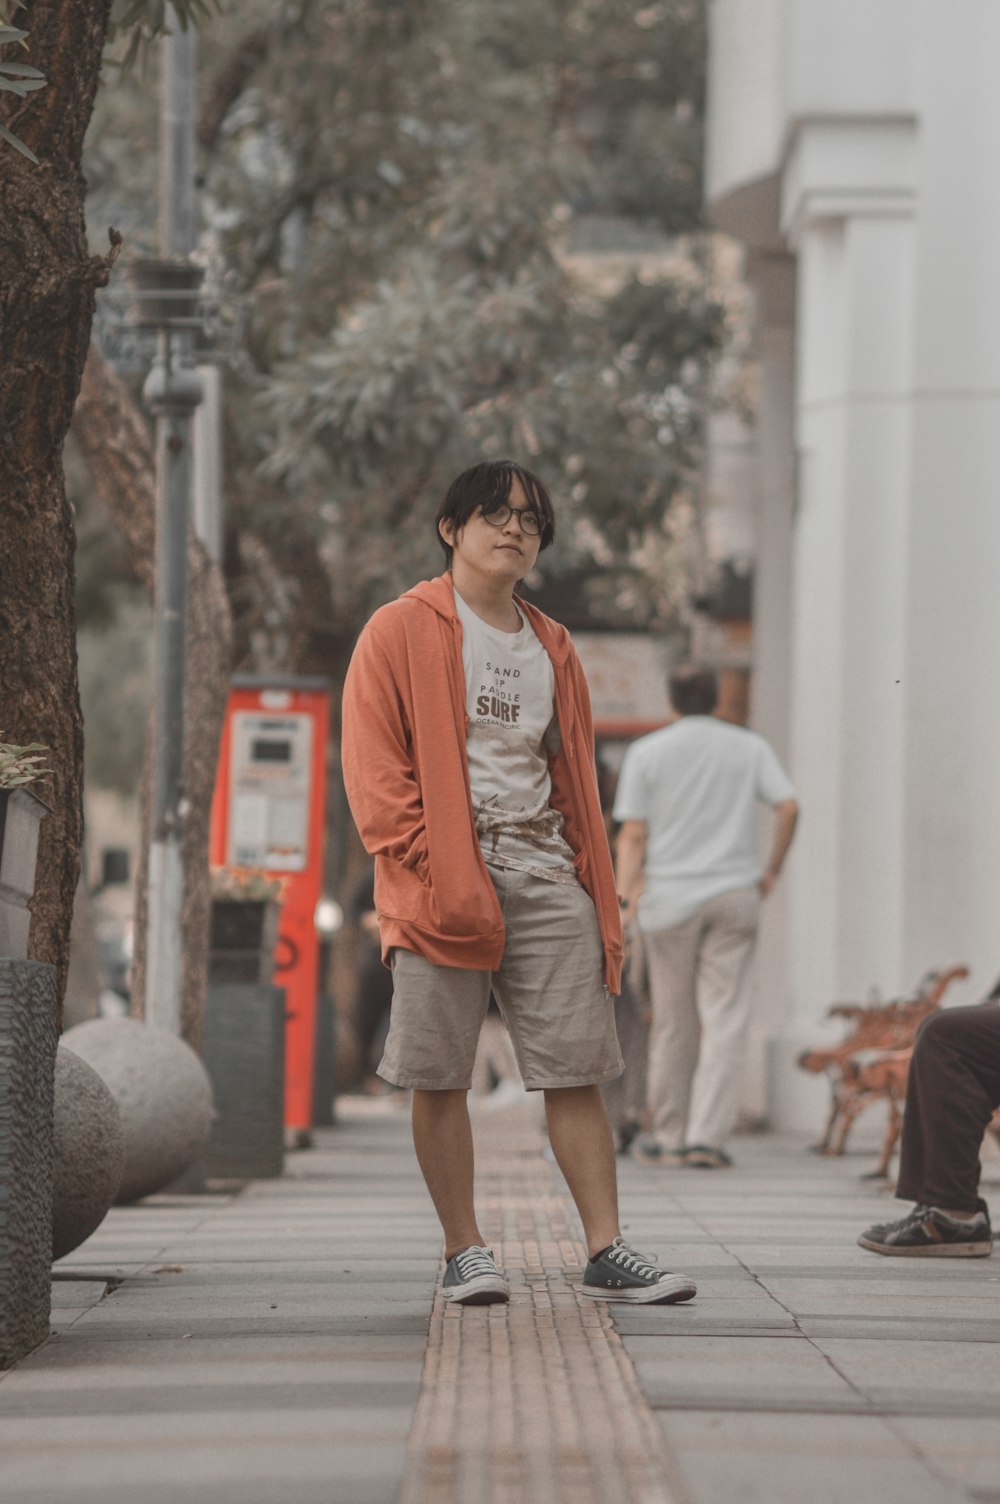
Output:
[797, 966, 970, 1177]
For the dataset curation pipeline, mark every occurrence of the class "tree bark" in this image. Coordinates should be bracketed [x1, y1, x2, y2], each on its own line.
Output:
[0, 0, 116, 1014]
[72, 342, 233, 1050]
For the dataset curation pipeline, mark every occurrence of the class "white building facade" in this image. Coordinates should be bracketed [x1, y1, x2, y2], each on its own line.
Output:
[705, 0, 1000, 1124]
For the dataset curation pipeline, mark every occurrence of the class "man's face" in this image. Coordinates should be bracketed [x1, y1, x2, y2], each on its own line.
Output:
[440, 476, 542, 584]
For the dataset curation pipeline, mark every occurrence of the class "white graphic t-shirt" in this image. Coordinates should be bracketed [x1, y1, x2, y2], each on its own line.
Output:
[454, 590, 577, 884]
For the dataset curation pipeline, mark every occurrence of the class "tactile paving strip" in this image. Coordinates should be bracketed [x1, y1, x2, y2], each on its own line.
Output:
[398, 1107, 690, 1504]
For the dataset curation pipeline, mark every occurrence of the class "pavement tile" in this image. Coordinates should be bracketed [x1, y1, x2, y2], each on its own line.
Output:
[807, 1337, 1000, 1416]
[892, 1417, 1000, 1496]
[655, 1412, 958, 1504]
[799, 1317, 1000, 1345]
[624, 1333, 858, 1410]
[14, 1332, 428, 1370]
[0, 1378, 421, 1417]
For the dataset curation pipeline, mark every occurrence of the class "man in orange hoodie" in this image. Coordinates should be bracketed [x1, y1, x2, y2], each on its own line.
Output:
[342, 459, 696, 1308]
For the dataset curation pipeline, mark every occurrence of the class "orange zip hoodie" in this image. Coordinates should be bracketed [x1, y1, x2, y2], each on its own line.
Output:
[341, 573, 624, 993]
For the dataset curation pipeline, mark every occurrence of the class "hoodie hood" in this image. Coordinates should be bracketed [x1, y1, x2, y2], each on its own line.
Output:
[404, 573, 572, 666]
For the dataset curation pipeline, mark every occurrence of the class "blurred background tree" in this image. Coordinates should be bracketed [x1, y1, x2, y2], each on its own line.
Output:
[0, 0, 215, 1009]
[80, 0, 722, 706]
[71, 0, 729, 1056]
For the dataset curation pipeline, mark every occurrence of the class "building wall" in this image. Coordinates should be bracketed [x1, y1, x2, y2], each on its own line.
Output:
[705, 0, 1000, 1125]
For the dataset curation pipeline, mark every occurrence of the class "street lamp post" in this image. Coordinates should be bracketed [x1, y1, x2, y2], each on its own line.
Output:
[124, 6, 205, 1036]
[127, 260, 204, 1034]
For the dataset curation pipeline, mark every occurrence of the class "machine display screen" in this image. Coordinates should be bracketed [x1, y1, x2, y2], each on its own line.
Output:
[227, 713, 313, 871]
[251, 738, 292, 763]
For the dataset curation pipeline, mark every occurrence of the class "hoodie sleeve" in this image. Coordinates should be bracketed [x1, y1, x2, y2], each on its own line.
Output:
[568, 642, 600, 780]
[342, 619, 429, 882]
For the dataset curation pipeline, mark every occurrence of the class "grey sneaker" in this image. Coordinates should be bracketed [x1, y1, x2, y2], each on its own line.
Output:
[858, 1201, 993, 1257]
[581, 1237, 697, 1304]
[442, 1245, 511, 1304]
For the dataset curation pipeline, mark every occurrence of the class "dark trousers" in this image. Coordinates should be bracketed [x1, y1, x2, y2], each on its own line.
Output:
[896, 1002, 1000, 1211]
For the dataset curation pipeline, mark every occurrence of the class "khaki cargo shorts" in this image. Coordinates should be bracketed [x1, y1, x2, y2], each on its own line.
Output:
[378, 862, 623, 1092]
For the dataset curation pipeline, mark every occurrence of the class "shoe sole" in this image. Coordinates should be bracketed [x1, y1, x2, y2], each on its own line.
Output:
[442, 1276, 511, 1304]
[631, 1150, 688, 1167]
[581, 1278, 697, 1305]
[857, 1235, 993, 1258]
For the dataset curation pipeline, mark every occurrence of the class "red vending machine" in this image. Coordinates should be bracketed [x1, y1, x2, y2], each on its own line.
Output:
[210, 676, 330, 1143]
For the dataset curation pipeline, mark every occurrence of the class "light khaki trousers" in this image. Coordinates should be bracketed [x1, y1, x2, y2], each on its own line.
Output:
[641, 885, 759, 1151]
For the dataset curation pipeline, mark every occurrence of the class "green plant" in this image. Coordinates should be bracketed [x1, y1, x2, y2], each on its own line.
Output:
[0, 739, 50, 790]
[210, 866, 284, 903]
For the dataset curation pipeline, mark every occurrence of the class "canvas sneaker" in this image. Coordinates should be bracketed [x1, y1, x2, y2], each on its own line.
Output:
[581, 1237, 697, 1304]
[858, 1200, 993, 1257]
[441, 1245, 511, 1304]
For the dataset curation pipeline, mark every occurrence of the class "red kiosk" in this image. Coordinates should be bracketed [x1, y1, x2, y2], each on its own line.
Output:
[210, 676, 330, 1141]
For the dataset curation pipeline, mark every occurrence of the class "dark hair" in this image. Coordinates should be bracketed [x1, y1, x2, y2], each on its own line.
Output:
[668, 662, 719, 717]
[435, 459, 556, 566]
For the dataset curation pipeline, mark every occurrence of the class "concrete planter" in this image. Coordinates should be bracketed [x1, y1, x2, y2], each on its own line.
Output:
[0, 958, 58, 1366]
[203, 983, 286, 1179]
[208, 898, 279, 985]
[0, 787, 47, 961]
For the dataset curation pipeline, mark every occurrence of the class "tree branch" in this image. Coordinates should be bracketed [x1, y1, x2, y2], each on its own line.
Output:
[197, 24, 269, 150]
[73, 339, 155, 590]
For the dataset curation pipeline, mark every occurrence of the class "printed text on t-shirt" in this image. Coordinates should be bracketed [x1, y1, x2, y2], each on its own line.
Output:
[476, 661, 521, 726]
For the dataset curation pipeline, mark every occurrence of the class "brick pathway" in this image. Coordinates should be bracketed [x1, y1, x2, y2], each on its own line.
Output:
[400, 1104, 688, 1504]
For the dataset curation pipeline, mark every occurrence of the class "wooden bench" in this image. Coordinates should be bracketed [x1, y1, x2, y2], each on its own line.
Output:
[797, 966, 969, 1177]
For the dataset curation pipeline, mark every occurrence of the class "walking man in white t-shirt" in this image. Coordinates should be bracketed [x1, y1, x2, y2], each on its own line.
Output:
[613, 665, 799, 1169]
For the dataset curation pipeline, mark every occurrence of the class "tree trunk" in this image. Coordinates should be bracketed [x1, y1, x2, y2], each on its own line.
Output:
[0, 0, 116, 1014]
[72, 342, 233, 1050]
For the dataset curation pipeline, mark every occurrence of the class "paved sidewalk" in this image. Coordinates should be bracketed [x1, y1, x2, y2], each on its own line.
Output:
[0, 1096, 998, 1503]
[615, 1132, 1000, 1504]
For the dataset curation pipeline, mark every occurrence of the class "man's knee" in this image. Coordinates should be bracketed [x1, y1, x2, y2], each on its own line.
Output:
[914, 1007, 968, 1058]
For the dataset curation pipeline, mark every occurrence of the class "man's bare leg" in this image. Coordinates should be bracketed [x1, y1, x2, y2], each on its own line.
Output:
[544, 1084, 621, 1257]
[411, 1087, 485, 1259]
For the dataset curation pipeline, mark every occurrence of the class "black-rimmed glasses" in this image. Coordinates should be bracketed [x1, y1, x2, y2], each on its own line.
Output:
[480, 503, 542, 535]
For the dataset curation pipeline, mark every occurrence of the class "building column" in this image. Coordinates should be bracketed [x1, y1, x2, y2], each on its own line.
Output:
[741, 251, 796, 1122]
[769, 129, 918, 1125]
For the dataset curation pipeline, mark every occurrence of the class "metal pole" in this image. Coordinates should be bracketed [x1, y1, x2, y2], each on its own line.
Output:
[145, 7, 202, 1034]
[192, 364, 222, 561]
[160, 11, 197, 258]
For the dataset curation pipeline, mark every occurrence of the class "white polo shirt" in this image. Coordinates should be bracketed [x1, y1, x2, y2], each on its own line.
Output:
[613, 715, 795, 930]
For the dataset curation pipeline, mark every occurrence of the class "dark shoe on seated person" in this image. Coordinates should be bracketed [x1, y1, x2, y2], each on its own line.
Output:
[858, 1201, 993, 1257]
[581, 1237, 697, 1304]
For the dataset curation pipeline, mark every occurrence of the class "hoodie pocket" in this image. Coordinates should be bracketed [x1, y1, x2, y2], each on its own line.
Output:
[374, 858, 431, 925]
[375, 850, 501, 938]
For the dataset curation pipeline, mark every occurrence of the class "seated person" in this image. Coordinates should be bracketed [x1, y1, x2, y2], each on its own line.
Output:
[858, 998, 1000, 1257]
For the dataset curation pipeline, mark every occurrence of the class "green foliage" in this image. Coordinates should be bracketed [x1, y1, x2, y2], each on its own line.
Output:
[0, 740, 50, 791]
[210, 865, 284, 902]
[0, 13, 46, 162]
[107, 0, 223, 72]
[0, 0, 221, 159]
[82, 0, 730, 706]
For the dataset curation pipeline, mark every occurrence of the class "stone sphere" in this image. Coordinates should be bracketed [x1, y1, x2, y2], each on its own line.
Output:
[52, 1044, 125, 1260]
[61, 1017, 214, 1204]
